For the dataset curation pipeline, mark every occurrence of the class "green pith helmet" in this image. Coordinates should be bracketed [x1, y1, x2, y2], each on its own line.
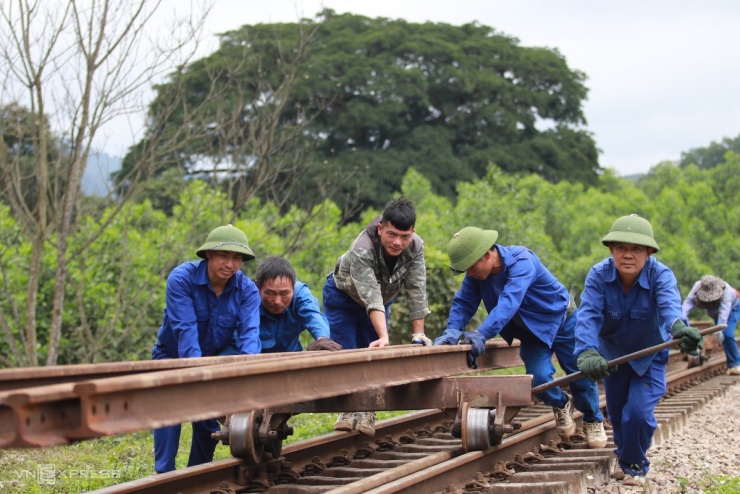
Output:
[447, 227, 499, 274]
[601, 214, 660, 252]
[196, 224, 255, 261]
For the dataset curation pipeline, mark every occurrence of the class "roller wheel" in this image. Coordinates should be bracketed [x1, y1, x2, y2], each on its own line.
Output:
[229, 410, 264, 463]
[462, 406, 494, 452]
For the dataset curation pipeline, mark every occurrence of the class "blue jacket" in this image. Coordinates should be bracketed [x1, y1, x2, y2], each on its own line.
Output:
[259, 281, 330, 352]
[575, 256, 685, 375]
[447, 245, 569, 346]
[152, 260, 261, 358]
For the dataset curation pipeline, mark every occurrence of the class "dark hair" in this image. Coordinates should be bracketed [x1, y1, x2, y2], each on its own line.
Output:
[381, 196, 416, 231]
[254, 256, 296, 288]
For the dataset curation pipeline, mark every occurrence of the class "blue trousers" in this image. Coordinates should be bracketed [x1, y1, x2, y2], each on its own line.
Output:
[153, 420, 220, 473]
[604, 350, 668, 477]
[517, 309, 603, 423]
[151, 346, 220, 472]
[715, 304, 740, 368]
[323, 274, 392, 349]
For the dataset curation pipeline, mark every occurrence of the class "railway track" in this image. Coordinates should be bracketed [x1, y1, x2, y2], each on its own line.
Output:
[86, 331, 734, 494]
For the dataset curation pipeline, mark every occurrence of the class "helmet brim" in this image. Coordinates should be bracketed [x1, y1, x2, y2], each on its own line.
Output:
[196, 241, 255, 261]
[601, 232, 660, 253]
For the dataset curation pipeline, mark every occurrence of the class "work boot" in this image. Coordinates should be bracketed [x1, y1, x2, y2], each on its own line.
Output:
[583, 420, 608, 448]
[552, 394, 576, 440]
[334, 412, 356, 432]
[727, 366, 740, 376]
[623, 474, 645, 487]
[356, 411, 376, 437]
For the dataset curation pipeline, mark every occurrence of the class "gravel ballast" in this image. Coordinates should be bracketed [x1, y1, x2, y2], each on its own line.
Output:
[593, 377, 740, 493]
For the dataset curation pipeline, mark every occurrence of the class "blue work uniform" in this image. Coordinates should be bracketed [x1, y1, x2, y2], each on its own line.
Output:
[682, 280, 740, 369]
[151, 260, 261, 473]
[448, 245, 602, 421]
[575, 256, 685, 477]
[259, 281, 330, 352]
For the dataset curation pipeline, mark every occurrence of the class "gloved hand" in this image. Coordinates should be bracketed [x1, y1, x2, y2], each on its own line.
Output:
[434, 328, 462, 346]
[671, 319, 703, 356]
[307, 337, 343, 351]
[577, 349, 612, 381]
[411, 333, 433, 346]
[459, 331, 486, 369]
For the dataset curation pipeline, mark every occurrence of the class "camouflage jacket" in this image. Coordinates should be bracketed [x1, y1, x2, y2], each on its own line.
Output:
[333, 216, 430, 320]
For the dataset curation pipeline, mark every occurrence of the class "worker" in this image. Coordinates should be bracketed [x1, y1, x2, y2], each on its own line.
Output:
[434, 226, 607, 449]
[575, 214, 701, 486]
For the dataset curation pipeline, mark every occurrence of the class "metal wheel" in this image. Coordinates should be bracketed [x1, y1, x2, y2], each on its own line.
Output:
[462, 406, 492, 451]
[229, 410, 264, 463]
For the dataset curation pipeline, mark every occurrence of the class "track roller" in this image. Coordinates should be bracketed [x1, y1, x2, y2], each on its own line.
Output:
[461, 405, 498, 451]
[229, 410, 264, 463]
[226, 410, 294, 464]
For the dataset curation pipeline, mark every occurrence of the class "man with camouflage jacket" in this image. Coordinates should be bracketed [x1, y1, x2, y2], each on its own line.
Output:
[323, 196, 431, 436]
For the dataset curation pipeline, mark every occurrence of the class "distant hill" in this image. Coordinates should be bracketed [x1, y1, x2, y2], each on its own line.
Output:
[620, 173, 646, 183]
[82, 150, 121, 196]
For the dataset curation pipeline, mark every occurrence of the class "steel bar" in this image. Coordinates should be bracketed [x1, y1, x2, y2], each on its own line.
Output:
[270, 375, 534, 413]
[2, 340, 523, 448]
[532, 324, 726, 396]
[0, 353, 316, 392]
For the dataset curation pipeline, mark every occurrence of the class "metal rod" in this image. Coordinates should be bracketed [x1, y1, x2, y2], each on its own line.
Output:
[531, 324, 726, 396]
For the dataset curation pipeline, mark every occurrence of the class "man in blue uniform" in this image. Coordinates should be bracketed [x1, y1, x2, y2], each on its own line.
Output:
[575, 214, 702, 486]
[434, 226, 606, 449]
[151, 224, 261, 473]
[255, 256, 342, 352]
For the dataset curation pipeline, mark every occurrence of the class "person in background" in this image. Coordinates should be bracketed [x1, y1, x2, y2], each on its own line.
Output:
[682, 274, 740, 375]
[434, 226, 607, 449]
[323, 196, 431, 437]
[151, 224, 261, 473]
[255, 255, 342, 352]
[575, 214, 702, 487]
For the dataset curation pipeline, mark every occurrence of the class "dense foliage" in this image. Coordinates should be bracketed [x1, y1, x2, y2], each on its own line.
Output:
[116, 10, 601, 217]
[2, 153, 739, 366]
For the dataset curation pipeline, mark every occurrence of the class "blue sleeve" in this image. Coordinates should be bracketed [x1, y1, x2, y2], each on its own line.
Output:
[476, 255, 536, 339]
[295, 283, 331, 341]
[574, 265, 605, 356]
[235, 279, 262, 354]
[165, 268, 202, 358]
[447, 276, 482, 331]
[653, 265, 685, 336]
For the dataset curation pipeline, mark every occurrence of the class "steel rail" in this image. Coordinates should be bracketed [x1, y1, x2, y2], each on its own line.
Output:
[0, 353, 331, 392]
[1, 340, 524, 449]
[89, 351, 730, 494]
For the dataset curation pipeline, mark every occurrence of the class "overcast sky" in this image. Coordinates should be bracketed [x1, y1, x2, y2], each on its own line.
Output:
[111, 0, 740, 177]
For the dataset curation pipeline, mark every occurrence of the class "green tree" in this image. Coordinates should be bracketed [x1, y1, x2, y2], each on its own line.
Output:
[0, 0, 215, 365]
[127, 10, 601, 220]
[679, 133, 740, 169]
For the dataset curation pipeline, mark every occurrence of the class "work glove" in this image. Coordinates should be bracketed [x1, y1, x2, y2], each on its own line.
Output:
[577, 349, 612, 381]
[459, 331, 486, 369]
[671, 319, 703, 356]
[411, 333, 433, 346]
[307, 337, 343, 352]
[433, 328, 463, 346]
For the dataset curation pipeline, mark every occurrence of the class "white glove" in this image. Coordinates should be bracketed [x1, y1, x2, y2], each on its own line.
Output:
[411, 333, 433, 346]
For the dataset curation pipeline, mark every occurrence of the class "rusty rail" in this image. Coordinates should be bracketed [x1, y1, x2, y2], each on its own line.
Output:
[1, 340, 524, 449]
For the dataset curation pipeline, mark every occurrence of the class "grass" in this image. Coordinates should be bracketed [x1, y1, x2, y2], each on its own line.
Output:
[0, 411, 408, 493]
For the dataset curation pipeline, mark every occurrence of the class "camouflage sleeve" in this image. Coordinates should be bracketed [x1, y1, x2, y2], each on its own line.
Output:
[404, 243, 430, 320]
[347, 248, 386, 314]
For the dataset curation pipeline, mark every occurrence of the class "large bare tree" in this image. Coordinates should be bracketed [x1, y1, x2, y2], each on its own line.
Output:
[0, 0, 215, 365]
